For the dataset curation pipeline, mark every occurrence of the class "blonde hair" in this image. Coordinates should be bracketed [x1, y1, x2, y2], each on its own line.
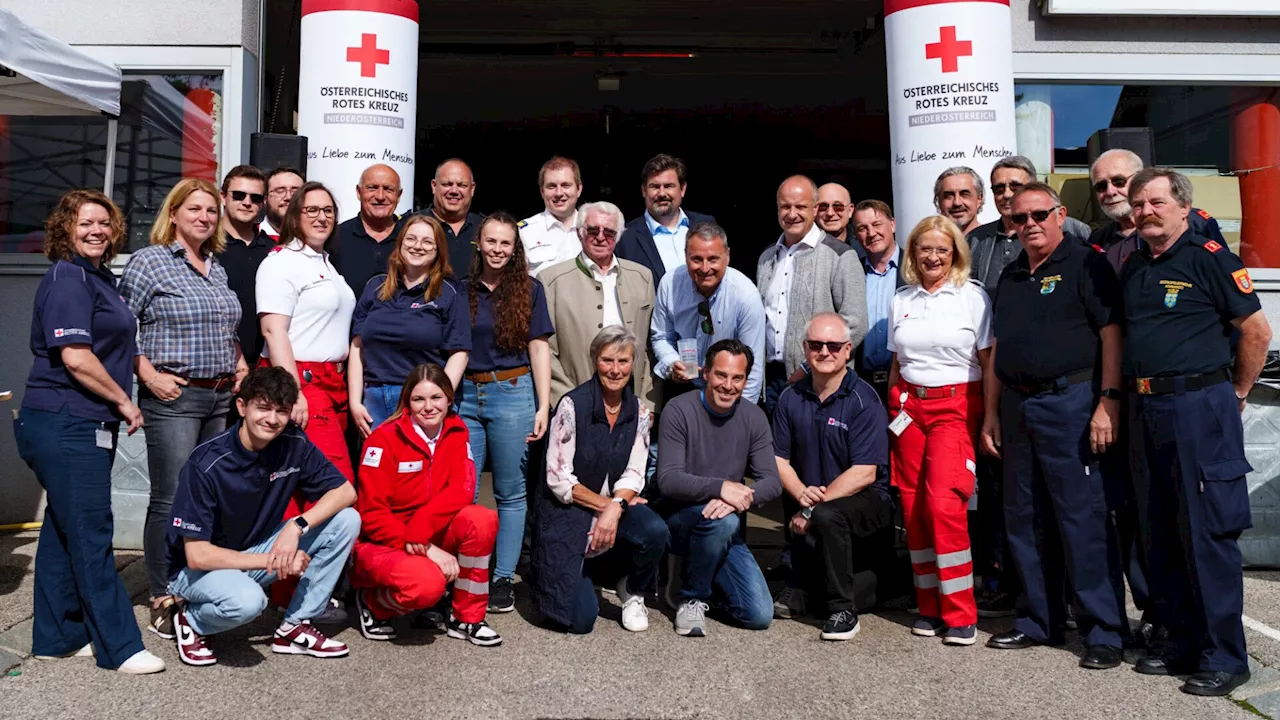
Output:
[149, 178, 226, 255]
[901, 215, 972, 287]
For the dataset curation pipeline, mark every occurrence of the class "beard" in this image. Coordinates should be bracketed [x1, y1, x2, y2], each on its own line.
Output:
[1101, 200, 1132, 223]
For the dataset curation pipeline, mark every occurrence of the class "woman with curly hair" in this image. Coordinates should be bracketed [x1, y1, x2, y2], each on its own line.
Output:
[15, 190, 165, 673]
[349, 214, 470, 435]
[458, 212, 554, 612]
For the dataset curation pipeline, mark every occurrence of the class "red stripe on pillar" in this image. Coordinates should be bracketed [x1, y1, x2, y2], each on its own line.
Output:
[1232, 89, 1280, 268]
[181, 87, 218, 182]
[301, 0, 419, 21]
[885, 0, 1009, 16]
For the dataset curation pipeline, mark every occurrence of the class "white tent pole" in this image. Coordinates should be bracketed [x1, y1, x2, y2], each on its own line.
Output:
[103, 117, 117, 196]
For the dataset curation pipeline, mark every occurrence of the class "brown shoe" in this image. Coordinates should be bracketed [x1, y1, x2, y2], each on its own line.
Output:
[148, 597, 177, 640]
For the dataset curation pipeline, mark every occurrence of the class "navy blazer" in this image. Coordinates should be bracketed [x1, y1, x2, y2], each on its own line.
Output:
[617, 210, 717, 289]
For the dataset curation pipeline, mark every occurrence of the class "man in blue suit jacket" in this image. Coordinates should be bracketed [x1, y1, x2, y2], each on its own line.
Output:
[617, 153, 717, 290]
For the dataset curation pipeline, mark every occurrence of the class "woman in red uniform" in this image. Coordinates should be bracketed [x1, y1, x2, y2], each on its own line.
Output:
[350, 363, 503, 646]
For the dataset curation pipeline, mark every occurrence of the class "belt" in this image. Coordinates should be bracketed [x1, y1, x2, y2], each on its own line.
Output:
[465, 366, 531, 384]
[1003, 368, 1094, 396]
[177, 374, 235, 390]
[861, 369, 890, 384]
[1130, 368, 1230, 396]
[297, 361, 346, 384]
[904, 381, 982, 399]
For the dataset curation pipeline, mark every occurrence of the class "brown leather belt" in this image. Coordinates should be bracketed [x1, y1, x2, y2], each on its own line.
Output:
[182, 375, 236, 390]
[904, 381, 982, 399]
[465, 366, 531, 384]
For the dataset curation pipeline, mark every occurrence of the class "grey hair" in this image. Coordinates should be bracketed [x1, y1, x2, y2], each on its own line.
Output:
[1091, 149, 1145, 180]
[577, 201, 626, 233]
[992, 155, 1037, 179]
[687, 221, 729, 250]
[802, 312, 851, 344]
[589, 325, 638, 365]
[933, 166, 986, 208]
[1128, 168, 1194, 208]
[1011, 181, 1062, 206]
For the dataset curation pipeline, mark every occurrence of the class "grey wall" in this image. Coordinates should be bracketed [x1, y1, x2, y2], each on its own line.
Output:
[0, 265, 43, 525]
[1012, 0, 1280, 55]
[0, 0, 260, 52]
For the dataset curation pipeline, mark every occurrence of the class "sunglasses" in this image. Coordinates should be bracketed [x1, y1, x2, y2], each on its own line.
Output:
[230, 190, 265, 204]
[583, 225, 618, 240]
[697, 300, 714, 335]
[991, 182, 1024, 195]
[1010, 206, 1061, 226]
[805, 339, 848, 354]
[1092, 175, 1131, 194]
[816, 202, 848, 214]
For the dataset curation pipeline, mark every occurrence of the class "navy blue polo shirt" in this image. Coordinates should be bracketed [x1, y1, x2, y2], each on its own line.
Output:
[332, 214, 405, 301]
[772, 371, 890, 501]
[461, 276, 555, 373]
[1122, 230, 1261, 378]
[353, 275, 472, 386]
[423, 208, 483, 282]
[24, 256, 138, 423]
[166, 420, 347, 580]
[218, 228, 274, 362]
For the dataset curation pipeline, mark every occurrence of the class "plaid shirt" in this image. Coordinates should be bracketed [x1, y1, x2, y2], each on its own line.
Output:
[120, 243, 242, 378]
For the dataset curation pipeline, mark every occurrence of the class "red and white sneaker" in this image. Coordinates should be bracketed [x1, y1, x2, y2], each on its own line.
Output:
[271, 620, 350, 658]
[175, 611, 217, 667]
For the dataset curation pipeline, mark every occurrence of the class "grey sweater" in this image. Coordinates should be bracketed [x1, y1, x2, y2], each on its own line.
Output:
[756, 231, 868, 376]
[654, 391, 782, 508]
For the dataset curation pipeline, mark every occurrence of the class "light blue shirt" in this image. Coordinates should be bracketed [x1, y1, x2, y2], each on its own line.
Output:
[861, 246, 900, 372]
[645, 209, 690, 275]
[651, 265, 766, 403]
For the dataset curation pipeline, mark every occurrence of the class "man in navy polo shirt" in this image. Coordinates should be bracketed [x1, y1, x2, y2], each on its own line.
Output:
[771, 312, 894, 641]
[165, 367, 360, 667]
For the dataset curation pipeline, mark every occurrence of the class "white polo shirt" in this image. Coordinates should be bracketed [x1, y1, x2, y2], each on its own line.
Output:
[255, 239, 357, 363]
[763, 222, 823, 362]
[887, 279, 992, 387]
[521, 209, 581, 277]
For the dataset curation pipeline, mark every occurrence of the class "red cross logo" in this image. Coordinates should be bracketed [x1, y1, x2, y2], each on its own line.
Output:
[347, 33, 390, 78]
[925, 26, 972, 74]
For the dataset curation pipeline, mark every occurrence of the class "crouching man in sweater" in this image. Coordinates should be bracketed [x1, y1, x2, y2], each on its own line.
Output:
[655, 339, 783, 637]
[166, 367, 360, 666]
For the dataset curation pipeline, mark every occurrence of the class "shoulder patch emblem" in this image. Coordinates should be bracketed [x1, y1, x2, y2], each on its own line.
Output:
[362, 446, 384, 468]
[269, 246, 286, 254]
[1233, 268, 1255, 294]
[1090, 244, 1105, 254]
[1203, 240, 1224, 253]
[1197, 208, 1212, 220]
[517, 220, 528, 229]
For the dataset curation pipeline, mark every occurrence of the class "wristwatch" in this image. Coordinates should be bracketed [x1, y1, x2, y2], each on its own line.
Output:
[801, 507, 814, 520]
[293, 516, 310, 535]
[1100, 388, 1122, 400]
[611, 496, 628, 512]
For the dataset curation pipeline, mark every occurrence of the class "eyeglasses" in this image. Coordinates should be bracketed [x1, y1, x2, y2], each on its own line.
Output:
[269, 187, 299, 198]
[301, 206, 335, 219]
[230, 190, 265, 204]
[805, 339, 849, 354]
[1092, 175, 1132, 194]
[991, 181, 1024, 195]
[816, 202, 848, 214]
[1010, 206, 1061, 226]
[916, 246, 953, 258]
[583, 225, 618, 240]
[402, 237, 434, 249]
[697, 300, 714, 335]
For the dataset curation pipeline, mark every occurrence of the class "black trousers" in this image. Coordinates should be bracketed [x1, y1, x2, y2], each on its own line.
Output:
[785, 491, 895, 613]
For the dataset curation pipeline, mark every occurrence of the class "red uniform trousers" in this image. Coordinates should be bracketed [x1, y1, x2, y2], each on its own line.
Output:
[260, 359, 354, 609]
[889, 380, 982, 628]
[350, 504, 498, 624]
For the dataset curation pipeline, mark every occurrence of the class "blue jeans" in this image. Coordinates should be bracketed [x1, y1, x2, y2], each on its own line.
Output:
[665, 503, 773, 630]
[167, 508, 360, 635]
[562, 503, 670, 634]
[458, 373, 535, 580]
[363, 384, 402, 431]
[14, 407, 146, 670]
[139, 384, 233, 598]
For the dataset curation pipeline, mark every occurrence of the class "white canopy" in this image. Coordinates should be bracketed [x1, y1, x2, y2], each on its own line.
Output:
[0, 8, 121, 116]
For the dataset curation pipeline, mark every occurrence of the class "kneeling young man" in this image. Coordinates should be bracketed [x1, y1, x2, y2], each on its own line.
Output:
[166, 368, 360, 666]
[655, 339, 782, 637]
[772, 313, 895, 641]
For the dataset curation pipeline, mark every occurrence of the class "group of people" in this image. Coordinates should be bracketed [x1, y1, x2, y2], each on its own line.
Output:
[14, 147, 1267, 699]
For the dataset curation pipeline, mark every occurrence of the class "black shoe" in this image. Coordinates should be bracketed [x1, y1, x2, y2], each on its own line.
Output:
[1135, 654, 1197, 676]
[1064, 605, 1078, 631]
[1080, 644, 1123, 670]
[354, 590, 397, 641]
[1181, 670, 1250, 697]
[976, 591, 1017, 619]
[488, 577, 515, 614]
[820, 610, 861, 641]
[987, 630, 1035, 650]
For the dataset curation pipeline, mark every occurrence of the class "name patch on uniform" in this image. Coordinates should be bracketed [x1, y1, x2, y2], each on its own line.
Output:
[362, 447, 384, 468]
[269, 467, 300, 483]
[1233, 268, 1254, 294]
[398, 460, 423, 473]
[1039, 275, 1062, 295]
[1159, 279, 1193, 308]
[1203, 240, 1225, 253]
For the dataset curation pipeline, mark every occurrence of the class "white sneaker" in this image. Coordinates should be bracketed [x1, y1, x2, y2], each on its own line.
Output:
[35, 643, 94, 660]
[617, 577, 649, 632]
[117, 649, 166, 675]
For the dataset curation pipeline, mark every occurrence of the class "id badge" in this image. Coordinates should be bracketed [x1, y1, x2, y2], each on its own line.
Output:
[95, 427, 114, 450]
[889, 412, 913, 436]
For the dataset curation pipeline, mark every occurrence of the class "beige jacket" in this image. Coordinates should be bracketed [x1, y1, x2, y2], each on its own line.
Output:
[539, 256, 657, 411]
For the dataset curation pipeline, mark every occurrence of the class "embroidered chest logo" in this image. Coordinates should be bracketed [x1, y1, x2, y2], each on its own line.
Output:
[1039, 275, 1062, 295]
[411, 301, 439, 310]
[1159, 279, 1193, 308]
[826, 417, 849, 431]
[269, 466, 300, 483]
